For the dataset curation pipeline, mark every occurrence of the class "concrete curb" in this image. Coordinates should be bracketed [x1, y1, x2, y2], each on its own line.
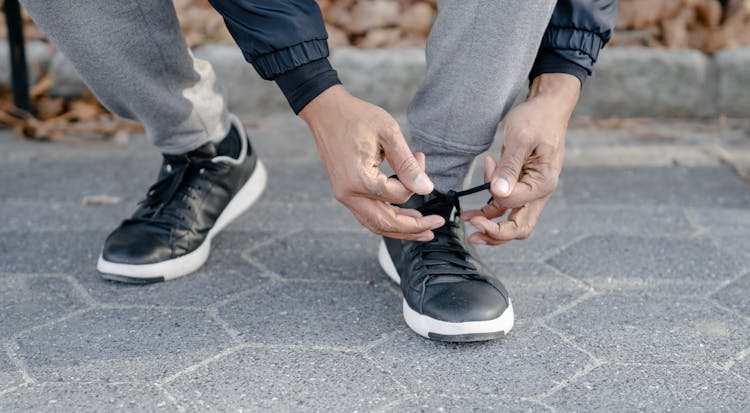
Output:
[2, 43, 748, 118]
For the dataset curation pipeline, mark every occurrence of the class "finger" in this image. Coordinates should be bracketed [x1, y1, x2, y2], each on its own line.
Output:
[460, 201, 507, 221]
[489, 175, 553, 209]
[483, 156, 497, 183]
[381, 128, 433, 195]
[490, 143, 528, 198]
[415, 152, 427, 171]
[381, 229, 436, 242]
[349, 197, 444, 236]
[468, 231, 509, 246]
[372, 172, 415, 204]
[390, 204, 423, 218]
[468, 198, 547, 244]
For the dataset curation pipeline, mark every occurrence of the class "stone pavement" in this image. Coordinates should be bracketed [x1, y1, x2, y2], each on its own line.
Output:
[0, 115, 749, 412]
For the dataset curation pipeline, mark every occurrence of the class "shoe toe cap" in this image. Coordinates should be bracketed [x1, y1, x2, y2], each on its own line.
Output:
[421, 281, 509, 323]
[102, 226, 173, 265]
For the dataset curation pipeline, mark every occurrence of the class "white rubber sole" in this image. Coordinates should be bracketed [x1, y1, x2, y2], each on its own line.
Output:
[377, 240, 514, 341]
[97, 161, 267, 282]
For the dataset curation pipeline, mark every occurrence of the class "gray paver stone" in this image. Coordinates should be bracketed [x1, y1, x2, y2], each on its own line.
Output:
[388, 395, 550, 412]
[369, 325, 591, 398]
[0, 350, 23, 393]
[249, 231, 381, 281]
[167, 347, 403, 412]
[15, 308, 233, 382]
[548, 235, 743, 295]
[561, 165, 750, 208]
[546, 364, 750, 412]
[219, 281, 402, 348]
[0, 383, 177, 413]
[482, 262, 587, 321]
[0, 275, 87, 340]
[712, 272, 750, 319]
[550, 294, 750, 364]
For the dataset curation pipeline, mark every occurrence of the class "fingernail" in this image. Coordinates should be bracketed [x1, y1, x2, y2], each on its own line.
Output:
[414, 173, 433, 194]
[492, 178, 510, 195]
[417, 234, 433, 242]
[430, 219, 445, 230]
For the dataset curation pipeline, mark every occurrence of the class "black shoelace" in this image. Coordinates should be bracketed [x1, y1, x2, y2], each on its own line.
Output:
[124, 152, 223, 231]
[410, 182, 500, 307]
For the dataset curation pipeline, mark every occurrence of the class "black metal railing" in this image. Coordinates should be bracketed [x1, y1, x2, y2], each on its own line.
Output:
[4, 0, 32, 113]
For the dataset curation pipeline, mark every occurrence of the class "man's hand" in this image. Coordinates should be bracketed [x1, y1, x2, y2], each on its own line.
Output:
[461, 73, 580, 245]
[299, 85, 445, 241]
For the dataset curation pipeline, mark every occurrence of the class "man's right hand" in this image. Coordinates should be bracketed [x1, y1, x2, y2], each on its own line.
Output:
[299, 85, 445, 241]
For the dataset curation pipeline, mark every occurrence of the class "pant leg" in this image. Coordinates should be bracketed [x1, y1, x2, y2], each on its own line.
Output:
[407, 0, 557, 192]
[20, 0, 229, 154]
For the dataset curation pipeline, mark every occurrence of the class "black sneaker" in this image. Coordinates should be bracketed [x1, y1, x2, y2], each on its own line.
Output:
[378, 183, 514, 342]
[97, 114, 267, 283]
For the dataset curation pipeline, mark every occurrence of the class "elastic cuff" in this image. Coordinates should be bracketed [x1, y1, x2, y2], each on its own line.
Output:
[249, 39, 330, 80]
[529, 49, 589, 86]
[275, 58, 342, 114]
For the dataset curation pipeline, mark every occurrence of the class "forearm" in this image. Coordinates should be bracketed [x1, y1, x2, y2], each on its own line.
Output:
[527, 73, 581, 122]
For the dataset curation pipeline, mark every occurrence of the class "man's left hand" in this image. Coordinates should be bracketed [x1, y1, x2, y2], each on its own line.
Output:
[461, 73, 580, 245]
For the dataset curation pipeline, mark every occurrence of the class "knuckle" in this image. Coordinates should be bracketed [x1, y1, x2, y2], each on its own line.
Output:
[517, 224, 534, 240]
[396, 156, 420, 176]
[332, 187, 349, 203]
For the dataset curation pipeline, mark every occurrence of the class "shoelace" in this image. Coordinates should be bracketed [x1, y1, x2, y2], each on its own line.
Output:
[413, 182, 500, 294]
[409, 182, 500, 310]
[124, 152, 224, 232]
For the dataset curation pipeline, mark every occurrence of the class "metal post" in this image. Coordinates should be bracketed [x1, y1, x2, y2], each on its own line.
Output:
[4, 0, 32, 113]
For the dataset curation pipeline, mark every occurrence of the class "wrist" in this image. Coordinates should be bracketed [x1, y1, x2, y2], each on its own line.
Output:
[527, 73, 580, 120]
[298, 84, 348, 130]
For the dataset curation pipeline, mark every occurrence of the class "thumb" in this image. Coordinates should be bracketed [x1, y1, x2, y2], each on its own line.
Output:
[491, 146, 526, 198]
[383, 131, 434, 195]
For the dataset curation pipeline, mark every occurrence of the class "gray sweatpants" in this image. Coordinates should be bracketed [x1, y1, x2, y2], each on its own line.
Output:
[21, 0, 556, 188]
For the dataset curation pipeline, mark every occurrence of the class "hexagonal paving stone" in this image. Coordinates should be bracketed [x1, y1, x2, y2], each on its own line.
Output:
[228, 199, 364, 233]
[0, 350, 22, 393]
[550, 294, 750, 364]
[734, 355, 750, 381]
[561, 165, 750, 208]
[0, 200, 131, 233]
[262, 162, 333, 204]
[709, 235, 750, 272]
[545, 364, 750, 412]
[218, 281, 402, 348]
[712, 272, 750, 318]
[0, 155, 158, 203]
[0, 231, 104, 274]
[248, 231, 381, 281]
[547, 235, 743, 295]
[543, 205, 693, 237]
[167, 347, 403, 411]
[687, 207, 750, 237]
[368, 324, 591, 399]
[15, 308, 233, 382]
[0, 275, 88, 340]
[0, 383, 177, 412]
[71, 231, 272, 307]
[482, 262, 587, 321]
[388, 395, 549, 412]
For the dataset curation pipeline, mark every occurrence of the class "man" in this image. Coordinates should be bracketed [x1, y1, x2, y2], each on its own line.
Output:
[20, 0, 616, 342]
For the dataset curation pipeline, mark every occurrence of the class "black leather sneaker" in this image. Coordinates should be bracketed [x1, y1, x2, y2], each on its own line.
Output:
[378, 184, 514, 342]
[97, 114, 267, 283]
